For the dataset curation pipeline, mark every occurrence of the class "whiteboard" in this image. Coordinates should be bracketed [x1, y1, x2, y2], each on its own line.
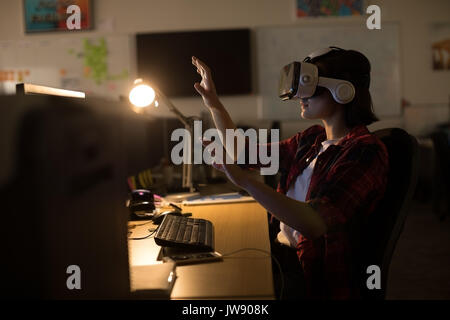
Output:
[0, 35, 132, 100]
[256, 23, 401, 120]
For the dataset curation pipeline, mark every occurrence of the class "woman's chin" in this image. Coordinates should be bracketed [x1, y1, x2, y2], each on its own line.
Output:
[301, 110, 313, 120]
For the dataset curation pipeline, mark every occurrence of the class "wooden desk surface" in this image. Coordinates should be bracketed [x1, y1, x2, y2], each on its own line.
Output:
[128, 201, 274, 299]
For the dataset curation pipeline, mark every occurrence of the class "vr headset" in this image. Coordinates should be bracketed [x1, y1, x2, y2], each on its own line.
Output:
[278, 47, 356, 104]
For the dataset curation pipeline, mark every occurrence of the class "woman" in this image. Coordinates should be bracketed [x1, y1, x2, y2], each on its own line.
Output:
[191, 47, 389, 299]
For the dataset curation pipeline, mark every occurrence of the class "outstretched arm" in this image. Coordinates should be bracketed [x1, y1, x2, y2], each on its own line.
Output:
[192, 56, 240, 159]
[210, 160, 327, 240]
[202, 134, 326, 240]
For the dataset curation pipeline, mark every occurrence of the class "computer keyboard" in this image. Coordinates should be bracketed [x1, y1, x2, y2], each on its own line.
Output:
[155, 215, 214, 252]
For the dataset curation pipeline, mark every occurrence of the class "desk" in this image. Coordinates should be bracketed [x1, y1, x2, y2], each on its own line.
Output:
[128, 201, 275, 299]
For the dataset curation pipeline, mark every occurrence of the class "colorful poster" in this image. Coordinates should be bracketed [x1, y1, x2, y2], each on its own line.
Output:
[296, 0, 364, 18]
[24, 0, 92, 33]
[431, 23, 450, 70]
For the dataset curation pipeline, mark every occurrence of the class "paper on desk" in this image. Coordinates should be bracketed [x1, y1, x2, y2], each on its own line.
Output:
[182, 192, 255, 206]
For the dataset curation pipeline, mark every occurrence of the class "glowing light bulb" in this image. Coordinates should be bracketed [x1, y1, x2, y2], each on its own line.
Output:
[129, 83, 156, 108]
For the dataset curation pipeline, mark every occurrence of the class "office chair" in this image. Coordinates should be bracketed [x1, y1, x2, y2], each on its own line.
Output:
[352, 128, 419, 300]
[430, 130, 450, 220]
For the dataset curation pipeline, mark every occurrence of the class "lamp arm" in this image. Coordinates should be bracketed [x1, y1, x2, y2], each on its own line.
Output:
[153, 87, 195, 192]
[154, 87, 190, 127]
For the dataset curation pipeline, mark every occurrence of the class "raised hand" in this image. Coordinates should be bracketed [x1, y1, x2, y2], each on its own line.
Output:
[192, 56, 220, 109]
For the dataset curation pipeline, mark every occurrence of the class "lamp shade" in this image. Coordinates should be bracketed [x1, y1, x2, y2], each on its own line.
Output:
[129, 79, 156, 108]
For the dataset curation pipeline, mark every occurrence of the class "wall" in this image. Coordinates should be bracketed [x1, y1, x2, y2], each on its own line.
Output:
[0, 0, 448, 138]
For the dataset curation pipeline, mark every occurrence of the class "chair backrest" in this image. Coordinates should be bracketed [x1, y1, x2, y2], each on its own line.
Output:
[358, 128, 419, 299]
[429, 130, 450, 220]
[430, 130, 450, 183]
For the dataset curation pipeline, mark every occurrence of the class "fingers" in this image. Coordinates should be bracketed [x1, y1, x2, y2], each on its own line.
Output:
[192, 56, 201, 71]
[191, 56, 203, 68]
[192, 56, 210, 75]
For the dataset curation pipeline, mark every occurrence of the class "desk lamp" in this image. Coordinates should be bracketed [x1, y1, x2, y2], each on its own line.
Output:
[129, 79, 196, 195]
[16, 83, 85, 98]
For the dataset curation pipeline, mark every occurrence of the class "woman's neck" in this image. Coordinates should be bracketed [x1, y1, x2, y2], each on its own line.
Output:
[322, 113, 350, 140]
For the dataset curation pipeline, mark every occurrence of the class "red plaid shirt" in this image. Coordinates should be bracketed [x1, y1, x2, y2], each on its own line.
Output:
[269, 125, 388, 299]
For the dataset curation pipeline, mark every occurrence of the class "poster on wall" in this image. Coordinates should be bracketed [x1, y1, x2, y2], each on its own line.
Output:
[431, 23, 450, 71]
[295, 0, 364, 18]
[23, 0, 92, 33]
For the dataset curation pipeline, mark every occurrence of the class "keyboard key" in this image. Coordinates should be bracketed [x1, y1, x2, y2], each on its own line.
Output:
[191, 224, 199, 244]
[176, 223, 186, 242]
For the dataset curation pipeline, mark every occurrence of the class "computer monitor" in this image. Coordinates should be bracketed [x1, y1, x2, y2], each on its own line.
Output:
[136, 28, 252, 97]
[0, 94, 137, 298]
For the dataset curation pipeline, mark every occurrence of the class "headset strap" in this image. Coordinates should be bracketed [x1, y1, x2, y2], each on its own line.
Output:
[304, 47, 370, 88]
[303, 46, 344, 62]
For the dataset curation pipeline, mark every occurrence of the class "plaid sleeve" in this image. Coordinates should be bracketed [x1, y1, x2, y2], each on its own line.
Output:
[307, 141, 388, 231]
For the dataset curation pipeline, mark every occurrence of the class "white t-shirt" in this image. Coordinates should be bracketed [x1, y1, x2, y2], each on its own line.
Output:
[277, 139, 339, 248]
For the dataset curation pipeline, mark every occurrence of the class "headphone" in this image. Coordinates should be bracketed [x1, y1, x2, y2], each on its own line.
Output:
[279, 47, 368, 105]
[304, 47, 355, 104]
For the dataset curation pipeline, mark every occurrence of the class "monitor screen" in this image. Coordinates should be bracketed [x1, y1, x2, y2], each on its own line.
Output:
[136, 28, 252, 97]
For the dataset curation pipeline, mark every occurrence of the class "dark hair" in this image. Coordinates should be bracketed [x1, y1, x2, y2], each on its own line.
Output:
[311, 48, 378, 127]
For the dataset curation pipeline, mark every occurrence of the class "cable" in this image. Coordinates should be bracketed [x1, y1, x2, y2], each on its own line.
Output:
[169, 203, 182, 211]
[222, 247, 285, 300]
[132, 220, 155, 227]
[128, 227, 159, 240]
[127, 220, 154, 233]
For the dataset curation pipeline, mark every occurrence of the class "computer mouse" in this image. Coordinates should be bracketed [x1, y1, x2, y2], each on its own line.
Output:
[152, 210, 182, 225]
[129, 189, 155, 219]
